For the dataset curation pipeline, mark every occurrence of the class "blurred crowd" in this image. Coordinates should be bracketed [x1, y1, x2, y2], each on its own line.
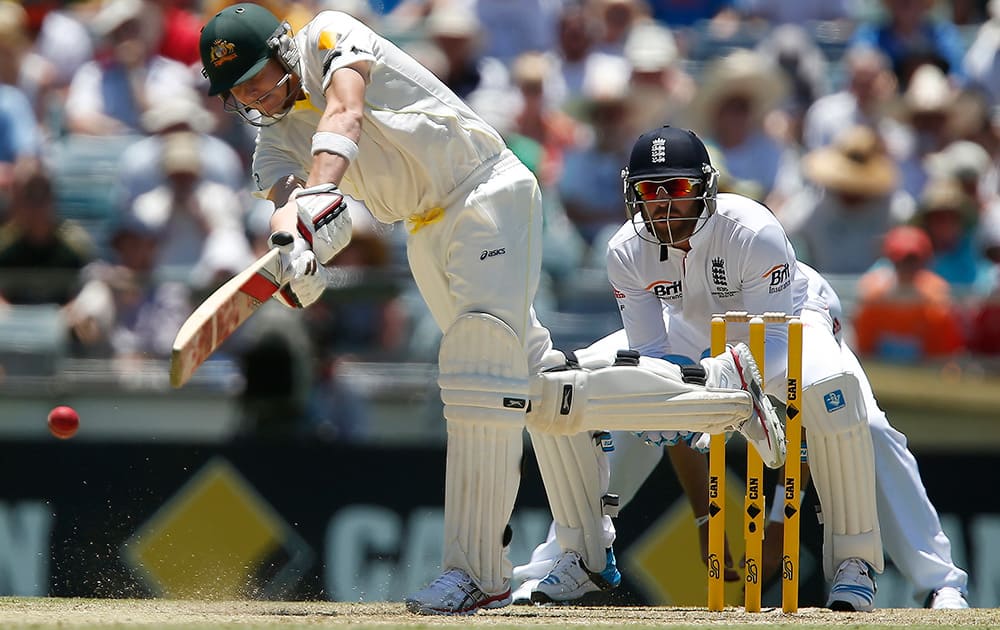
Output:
[4, 0, 1000, 437]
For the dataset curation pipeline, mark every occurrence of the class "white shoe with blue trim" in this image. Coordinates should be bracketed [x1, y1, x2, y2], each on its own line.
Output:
[531, 548, 621, 605]
[929, 586, 969, 609]
[827, 558, 877, 612]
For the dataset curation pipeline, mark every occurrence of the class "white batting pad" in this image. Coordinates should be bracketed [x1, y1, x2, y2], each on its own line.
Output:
[526, 356, 752, 435]
[439, 312, 530, 426]
[443, 421, 523, 595]
[529, 430, 615, 570]
[803, 372, 884, 577]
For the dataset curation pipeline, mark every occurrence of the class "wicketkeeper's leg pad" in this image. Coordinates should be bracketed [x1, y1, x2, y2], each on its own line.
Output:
[439, 312, 529, 594]
[803, 372, 884, 578]
[529, 429, 616, 571]
[526, 352, 753, 436]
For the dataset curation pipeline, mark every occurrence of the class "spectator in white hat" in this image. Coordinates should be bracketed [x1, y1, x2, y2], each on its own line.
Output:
[890, 63, 961, 198]
[686, 48, 796, 204]
[924, 139, 997, 205]
[624, 21, 693, 134]
[64, 0, 193, 135]
[117, 87, 247, 209]
[129, 131, 252, 280]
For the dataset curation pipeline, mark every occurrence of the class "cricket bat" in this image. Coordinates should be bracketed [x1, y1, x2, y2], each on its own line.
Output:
[169, 232, 294, 388]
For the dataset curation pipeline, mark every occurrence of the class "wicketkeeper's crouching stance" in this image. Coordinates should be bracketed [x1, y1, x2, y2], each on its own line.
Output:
[428, 311, 786, 613]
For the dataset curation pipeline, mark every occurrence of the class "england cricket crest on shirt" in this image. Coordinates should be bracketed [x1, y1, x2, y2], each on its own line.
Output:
[710, 257, 736, 298]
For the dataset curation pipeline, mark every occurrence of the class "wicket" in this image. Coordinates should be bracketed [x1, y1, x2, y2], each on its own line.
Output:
[707, 312, 803, 613]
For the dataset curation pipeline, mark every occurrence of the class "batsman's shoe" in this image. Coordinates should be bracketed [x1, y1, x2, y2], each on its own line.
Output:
[928, 587, 969, 609]
[827, 558, 877, 612]
[707, 343, 786, 469]
[405, 569, 511, 616]
[530, 548, 621, 605]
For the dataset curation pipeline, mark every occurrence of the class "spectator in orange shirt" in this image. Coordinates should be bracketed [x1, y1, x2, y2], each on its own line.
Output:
[853, 224, 966, 361]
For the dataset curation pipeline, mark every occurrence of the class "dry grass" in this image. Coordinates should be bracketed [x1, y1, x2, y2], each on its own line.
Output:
[0, 598, 998, 629]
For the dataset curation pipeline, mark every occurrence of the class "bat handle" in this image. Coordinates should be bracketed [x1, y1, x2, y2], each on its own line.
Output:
[267, 230, 296, 254]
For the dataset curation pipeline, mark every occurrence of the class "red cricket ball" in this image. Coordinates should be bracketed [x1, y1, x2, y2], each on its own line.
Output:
[48, 405, 79, 439]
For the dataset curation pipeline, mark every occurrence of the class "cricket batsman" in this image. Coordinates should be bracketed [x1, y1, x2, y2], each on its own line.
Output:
[198, 5, 786, 615]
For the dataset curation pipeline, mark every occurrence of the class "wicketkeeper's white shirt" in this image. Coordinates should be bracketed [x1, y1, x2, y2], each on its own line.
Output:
[606, 193, 813, 386]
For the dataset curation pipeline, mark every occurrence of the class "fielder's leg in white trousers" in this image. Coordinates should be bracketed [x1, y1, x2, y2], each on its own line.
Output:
[841, 343, 970, 608]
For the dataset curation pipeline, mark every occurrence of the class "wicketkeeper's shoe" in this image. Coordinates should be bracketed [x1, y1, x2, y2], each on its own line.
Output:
[928, 586, 969, 609]
[511, 524, 560, 605]
[827, 557, 877, 612]
[405, 568, 512, 615]
[530, 548, 621, 605]
[705, 343, 787, 469]
[511, 578, 541, 605]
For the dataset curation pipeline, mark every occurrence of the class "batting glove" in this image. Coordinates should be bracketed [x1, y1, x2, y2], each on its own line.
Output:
[293, 183, 351, 264]
[268, 232, 327, 309]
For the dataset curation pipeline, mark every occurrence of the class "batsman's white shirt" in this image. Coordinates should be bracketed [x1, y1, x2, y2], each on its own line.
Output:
[252, 11, 554, 369]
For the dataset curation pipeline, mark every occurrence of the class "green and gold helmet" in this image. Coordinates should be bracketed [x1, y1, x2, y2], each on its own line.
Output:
[199, 3, 295, 96]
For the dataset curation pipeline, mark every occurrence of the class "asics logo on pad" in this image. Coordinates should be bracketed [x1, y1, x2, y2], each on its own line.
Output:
[503, 397, 526, 409]
[480, 248, 506, 260]
[824, 390, 845, 413]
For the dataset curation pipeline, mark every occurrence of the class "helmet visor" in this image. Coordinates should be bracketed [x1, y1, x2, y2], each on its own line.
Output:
[632, 177, 701, 201]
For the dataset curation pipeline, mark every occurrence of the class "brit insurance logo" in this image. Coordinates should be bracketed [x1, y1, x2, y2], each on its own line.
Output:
[763, 263, 791, 294]
[646, 279, 681, 300]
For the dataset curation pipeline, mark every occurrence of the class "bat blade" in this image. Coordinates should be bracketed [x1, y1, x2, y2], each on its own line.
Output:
[170, 248, 284, 388]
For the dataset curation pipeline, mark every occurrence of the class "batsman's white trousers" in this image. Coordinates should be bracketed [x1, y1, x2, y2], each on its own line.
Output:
[406, 151, 561, 596]
[406, 150, 562, 375]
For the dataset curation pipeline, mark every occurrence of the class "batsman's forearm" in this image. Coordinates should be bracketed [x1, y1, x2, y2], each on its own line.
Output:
[268, 174, 306, 207]
[307, 150, 351, 188]
[270, 201, 298, 235]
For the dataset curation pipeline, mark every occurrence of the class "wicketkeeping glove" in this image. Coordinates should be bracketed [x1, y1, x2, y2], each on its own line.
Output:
[635, 430, 693, 448]
[634, 430, 719, 452]
[293, 183, 351, 264]
[268, 231, 328, 309]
